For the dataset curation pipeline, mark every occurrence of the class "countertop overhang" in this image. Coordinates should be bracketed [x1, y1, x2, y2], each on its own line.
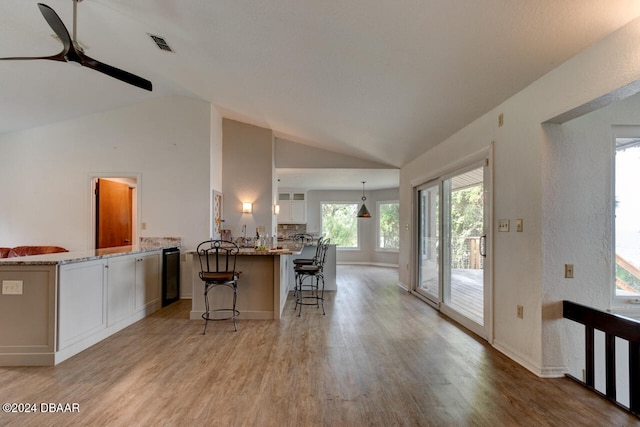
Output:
[186, 248, 301, 256]
[0, 245, 175, 266]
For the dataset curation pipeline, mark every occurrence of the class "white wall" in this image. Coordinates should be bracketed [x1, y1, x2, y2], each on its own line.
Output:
[542, 92, 640, 378]
[0, 96, 213, 298]
[399, 17, 640, 377]
[221, 119, 276, 240]
[211, 106, 223, 194]
[306, 188, 399, 266]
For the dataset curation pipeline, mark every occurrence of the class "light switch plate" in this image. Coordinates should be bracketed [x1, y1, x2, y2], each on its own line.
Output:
[2, 280, 23, 295]
[498, 219, 510, 232]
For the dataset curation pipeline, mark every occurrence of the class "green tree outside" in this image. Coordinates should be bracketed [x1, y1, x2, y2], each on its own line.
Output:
[379, 202, 399, 249]
[322, 203, 358, 247]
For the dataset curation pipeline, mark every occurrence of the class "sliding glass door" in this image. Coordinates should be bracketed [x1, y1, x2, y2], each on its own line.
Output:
[416, 160, 490, 338]
[417, 183, 440, 302]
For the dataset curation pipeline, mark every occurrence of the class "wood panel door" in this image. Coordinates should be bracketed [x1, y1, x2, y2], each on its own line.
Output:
[96, 179, 132, 249]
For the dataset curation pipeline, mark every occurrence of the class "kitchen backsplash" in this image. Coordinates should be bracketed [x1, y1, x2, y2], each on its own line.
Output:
[277, 224, 307, 238]
[139, 237, 182, 249]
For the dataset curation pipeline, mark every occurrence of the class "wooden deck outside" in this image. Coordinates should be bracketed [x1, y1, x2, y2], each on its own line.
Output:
[420, 265, 484, 325]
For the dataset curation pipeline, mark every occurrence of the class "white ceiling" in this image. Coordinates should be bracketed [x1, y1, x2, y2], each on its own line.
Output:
[277, 168, 399, 191]
[2, 1, 640, 174]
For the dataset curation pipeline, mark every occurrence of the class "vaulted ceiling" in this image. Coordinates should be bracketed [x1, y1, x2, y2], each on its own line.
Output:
[2, 0, 639, 169]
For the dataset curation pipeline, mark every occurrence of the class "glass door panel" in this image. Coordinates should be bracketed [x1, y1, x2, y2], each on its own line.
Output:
[443, 166, 485, 326]
[417, 183, 440, 302]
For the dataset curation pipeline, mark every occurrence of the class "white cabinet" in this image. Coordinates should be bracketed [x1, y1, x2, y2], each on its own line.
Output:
[58, 250, 161, 352]
[278, 192, 306, 224]
[58, 259, 107, 350]
[134, 252, 161, 312]
[108, 251, 161, 325]
[107, 255, 137, 326]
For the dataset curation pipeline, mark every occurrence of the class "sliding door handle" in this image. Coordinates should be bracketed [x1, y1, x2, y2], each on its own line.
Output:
[479, 235, 487, 257]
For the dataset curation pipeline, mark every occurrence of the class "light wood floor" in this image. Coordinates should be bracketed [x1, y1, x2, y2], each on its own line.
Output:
[1, 265, 638, 426]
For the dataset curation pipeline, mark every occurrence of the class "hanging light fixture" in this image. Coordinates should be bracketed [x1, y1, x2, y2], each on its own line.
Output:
[357, 181, 371, 218]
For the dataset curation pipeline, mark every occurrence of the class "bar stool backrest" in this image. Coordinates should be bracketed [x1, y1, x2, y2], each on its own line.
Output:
[313, 236, 325, 261]
[197, 239, 239, 279]
[316, 238, 330, 269]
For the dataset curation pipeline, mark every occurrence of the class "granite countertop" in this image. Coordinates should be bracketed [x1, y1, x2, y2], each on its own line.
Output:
[186, 248, 301, 256]
[0, 245, 174, 266]
[237, 248, 301, 256]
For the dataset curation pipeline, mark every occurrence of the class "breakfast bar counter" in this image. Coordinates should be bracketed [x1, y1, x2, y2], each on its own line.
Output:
[189, 248, 298, 321]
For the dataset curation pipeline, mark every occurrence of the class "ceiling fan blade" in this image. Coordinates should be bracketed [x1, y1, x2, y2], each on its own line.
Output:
[0, 52, 66, 62]
[1, 3, 152, 91]
[37, 3, 72, 55]
[79, 52, 153, 91]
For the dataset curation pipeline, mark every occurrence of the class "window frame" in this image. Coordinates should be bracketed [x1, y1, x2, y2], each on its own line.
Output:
[376, 200, 399, 252]
[320, 201, 360, 250]
[611, 125, 640, 306]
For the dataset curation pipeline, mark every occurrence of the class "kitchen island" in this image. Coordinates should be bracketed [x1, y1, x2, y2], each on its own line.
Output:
[0, 246, 167, 366]
[190, 248, 297, 321]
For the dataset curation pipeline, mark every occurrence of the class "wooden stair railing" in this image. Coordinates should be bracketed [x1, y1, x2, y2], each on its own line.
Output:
[563, 300, 640, 417]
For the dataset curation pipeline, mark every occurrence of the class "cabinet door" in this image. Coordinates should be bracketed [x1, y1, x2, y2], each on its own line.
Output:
[58, 260, 107, 350]
[278, 200, 292, 223]
[290, 201, 306, 223]
[107, 255, 136, 326]
[135, 252, 161, 312]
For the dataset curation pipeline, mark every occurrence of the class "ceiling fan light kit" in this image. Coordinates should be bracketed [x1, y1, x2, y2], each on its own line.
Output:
[0, 1, 152, 91]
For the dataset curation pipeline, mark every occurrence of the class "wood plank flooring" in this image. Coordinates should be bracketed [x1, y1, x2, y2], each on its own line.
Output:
[1, 265, 638, 426]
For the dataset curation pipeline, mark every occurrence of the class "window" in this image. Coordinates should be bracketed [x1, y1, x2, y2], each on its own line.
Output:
[615, 135, 640, 299]
[377, 201, 399, 251]
[321, 202, 358, 248]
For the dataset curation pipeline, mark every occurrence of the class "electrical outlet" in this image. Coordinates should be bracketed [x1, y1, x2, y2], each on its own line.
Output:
[565, 264, 574, 279]
[517, 305, 523, 319]
[2, 280, 23, 295]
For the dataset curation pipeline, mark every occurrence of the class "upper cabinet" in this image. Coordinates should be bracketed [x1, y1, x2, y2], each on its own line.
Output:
[278, 192, 306, 224]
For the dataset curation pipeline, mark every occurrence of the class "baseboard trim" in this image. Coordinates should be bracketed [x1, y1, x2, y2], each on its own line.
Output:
[336, 262, 398, 268]
[492, 339, 566, 378]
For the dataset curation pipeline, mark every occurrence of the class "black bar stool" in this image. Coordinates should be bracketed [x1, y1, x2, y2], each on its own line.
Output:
[197, 239, 240, 333]
[294, 239, 330, 316]
[292, 236, 323, 303]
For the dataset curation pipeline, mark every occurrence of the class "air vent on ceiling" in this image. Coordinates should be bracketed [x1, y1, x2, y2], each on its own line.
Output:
[149, 34, 173, 52]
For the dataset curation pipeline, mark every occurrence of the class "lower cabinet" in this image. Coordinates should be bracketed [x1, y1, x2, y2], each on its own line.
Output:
[108, 251, 161, 325]
[58, 259, 107, 351]
[107, 255, 136, 326]
[134, 252, 161, 312]
[57, 251, 161, 353]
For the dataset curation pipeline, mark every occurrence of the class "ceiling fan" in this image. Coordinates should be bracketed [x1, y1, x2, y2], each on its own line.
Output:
[0, 1, 152, 91]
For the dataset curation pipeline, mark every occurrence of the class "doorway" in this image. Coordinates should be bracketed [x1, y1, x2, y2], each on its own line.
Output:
[416, 159, 491, 339]
[92, 176, 139, 249]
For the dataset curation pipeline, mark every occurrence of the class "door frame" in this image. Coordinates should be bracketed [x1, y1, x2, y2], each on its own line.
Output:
[410, 146, 493, 342]
[88, 173, 141, 250]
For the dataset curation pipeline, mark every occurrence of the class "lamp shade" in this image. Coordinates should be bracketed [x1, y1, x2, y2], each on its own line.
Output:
[242, 202, 252, 213]
[357, 203, 371, 218]
[357, 181, 371, 218]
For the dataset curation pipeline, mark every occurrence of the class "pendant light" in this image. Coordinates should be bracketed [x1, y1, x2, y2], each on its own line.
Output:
[357, 181, 371, 218]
